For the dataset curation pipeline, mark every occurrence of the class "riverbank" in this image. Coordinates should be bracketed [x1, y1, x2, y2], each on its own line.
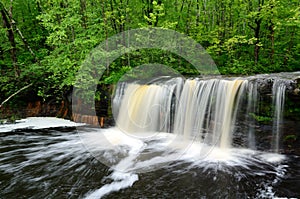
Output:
[0, 100, 114, 128]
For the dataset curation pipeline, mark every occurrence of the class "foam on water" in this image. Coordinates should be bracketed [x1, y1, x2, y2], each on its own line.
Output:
[78, 127, 288, 198]
[0, 117, 291, 198]
[84, 171, 138, 199]
[85, 74, 296, 198]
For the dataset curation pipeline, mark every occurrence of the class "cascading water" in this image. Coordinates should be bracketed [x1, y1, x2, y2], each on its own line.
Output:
[246, 82, 258, 150]
[1, 73, 299, 198]
[114, 74, 297, 154]
[172, 79, 248, 148]
[114, 77, 274, 150]
[272, 79, 287, 153]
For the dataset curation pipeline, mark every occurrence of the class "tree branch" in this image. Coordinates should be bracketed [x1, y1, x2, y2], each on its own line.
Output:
[0, 83, 33, 108]
[13, 22, 39, 62]
[248, 22, 255, 30]
[0, 1, 19, 77]
[1, 2, 39, 63]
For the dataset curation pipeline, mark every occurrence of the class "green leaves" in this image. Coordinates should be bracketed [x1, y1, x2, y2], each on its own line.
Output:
[249, 113, 272, 124]
[103, 66, 132, 84]
[0, 0, 300, 106]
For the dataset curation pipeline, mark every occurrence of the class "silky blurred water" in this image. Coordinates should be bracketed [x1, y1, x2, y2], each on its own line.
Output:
[0, 119, 299, 198]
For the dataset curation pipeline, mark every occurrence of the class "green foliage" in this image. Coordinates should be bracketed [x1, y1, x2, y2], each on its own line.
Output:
[249, 113, 272, 124]
[284, 134, 297, 142]
[103, 66, 132, 84]
[0, 0, 299, 105]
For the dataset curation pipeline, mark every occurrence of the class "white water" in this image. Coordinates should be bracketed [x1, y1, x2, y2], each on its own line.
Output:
[246, 82, 258, 150]
[81, 127, 289, 198]
[84, 172, 138, 199]
[115, 78, 248, 149]
[0, 75, 294, 198]
[174, 79, 247, 148]
[81, 77, 289, 198]
[115, 78, 183, 134]
[0, 117, 85, 132]
[0, 116, 289, 198]
[272, 80, 287, 153]
[79, 127, 287, 198]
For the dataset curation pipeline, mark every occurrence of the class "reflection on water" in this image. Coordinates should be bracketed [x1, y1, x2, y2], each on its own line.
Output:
[0, 119, 299, 198]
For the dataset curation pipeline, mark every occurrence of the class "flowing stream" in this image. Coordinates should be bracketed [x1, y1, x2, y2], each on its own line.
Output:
[1, 73, 300, 198]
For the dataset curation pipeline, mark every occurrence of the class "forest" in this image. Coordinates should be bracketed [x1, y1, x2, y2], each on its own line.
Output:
[0, 0, 299, 114]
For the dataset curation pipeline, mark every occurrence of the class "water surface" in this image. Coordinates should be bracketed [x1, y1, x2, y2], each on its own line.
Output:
[0, 118, 299, 198]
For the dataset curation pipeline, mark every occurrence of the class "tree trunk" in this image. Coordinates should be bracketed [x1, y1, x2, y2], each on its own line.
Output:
[196, 0, 200, 27]
[0, 2, 19, 77]
[248, 0, 264, 65]
[254, 19, 261, 65]
[268, 2, 275, 65]
[284, 29, 295, 66]
[14, 23, 38, 62]
[185, 0, 192, 35]
[80, 0, 87, 29]
[109, 0, 118, 33]
[102, 0, 109, 75]
[175, 0, 186, 30]
[269, 22, 275, 64]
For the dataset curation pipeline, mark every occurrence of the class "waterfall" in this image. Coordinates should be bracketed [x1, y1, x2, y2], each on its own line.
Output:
[113, 75, 291, 151]
[272, 80, 286, 153]
[173, 79, 247, 148]
[115, 78, 183, 134]
[114, 78, 247, 149]
[246, 82, 258, 150]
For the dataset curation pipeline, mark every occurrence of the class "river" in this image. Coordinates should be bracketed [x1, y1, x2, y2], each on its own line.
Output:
[0, 118, 299, 198]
